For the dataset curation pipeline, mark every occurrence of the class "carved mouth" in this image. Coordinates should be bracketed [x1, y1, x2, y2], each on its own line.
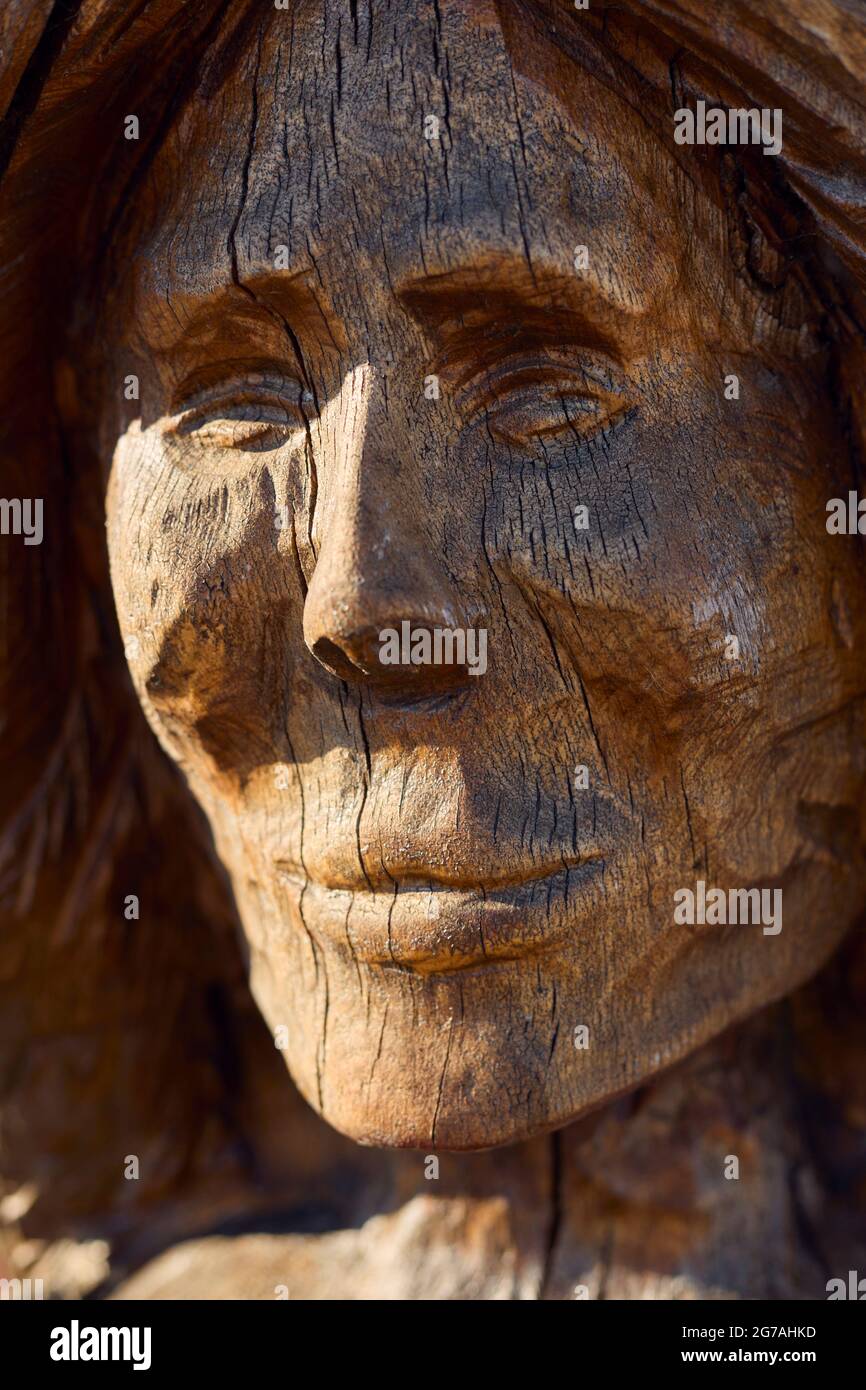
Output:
[272, 857, 606, 973]
[274, 851, 603, 894]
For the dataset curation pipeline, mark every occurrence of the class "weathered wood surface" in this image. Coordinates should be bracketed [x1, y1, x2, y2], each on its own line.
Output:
[1, 0, 865, 1299]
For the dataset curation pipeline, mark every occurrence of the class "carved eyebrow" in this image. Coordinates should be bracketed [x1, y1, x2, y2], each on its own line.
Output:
[133, 267, 340, 361]
[397, 258, 627, 360]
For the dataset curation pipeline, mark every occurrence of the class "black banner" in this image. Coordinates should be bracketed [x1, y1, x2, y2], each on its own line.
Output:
[2, 1298, 861, 1376]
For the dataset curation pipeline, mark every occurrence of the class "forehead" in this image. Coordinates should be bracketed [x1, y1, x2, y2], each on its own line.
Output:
[129, 1, 678, 337]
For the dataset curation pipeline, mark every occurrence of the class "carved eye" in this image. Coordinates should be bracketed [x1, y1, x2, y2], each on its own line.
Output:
[463, 354, 632, 448]
[164, 373, 313, 453]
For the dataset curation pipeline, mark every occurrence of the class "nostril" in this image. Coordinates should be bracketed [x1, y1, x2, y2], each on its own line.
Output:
[310, 636, 362, 681]
[308, 624, 478, 697]
[307, 611, 487, 695]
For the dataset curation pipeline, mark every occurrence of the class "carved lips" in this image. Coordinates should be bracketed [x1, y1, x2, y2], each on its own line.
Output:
[274, 857, 606, 973]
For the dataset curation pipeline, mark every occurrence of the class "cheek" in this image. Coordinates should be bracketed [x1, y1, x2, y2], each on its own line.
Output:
[476, 360, 866, 823]
[483, 359, 849, 679]
[106, 429, 309, 783]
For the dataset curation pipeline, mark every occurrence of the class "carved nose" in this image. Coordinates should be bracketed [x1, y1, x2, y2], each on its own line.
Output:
[301, 361, 478, 699]
[302, 527, 477, 700]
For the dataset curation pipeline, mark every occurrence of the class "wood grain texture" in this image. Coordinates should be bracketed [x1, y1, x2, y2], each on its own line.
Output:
[1, 0, 865, 1299]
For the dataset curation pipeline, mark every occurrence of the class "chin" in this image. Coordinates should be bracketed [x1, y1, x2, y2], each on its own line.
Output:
[248, 942, 664, 1151]
[243, 870, 856, 1152]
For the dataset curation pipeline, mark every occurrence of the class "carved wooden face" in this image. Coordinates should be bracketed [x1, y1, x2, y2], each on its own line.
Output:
[104, 2, 866, 1147]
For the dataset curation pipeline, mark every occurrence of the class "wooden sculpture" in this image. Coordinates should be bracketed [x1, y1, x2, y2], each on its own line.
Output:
[1, 0, 865, 1299]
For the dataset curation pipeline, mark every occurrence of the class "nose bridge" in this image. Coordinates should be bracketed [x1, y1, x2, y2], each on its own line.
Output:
[319, 361, 412, 584]
[302, 360, 471, 691]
